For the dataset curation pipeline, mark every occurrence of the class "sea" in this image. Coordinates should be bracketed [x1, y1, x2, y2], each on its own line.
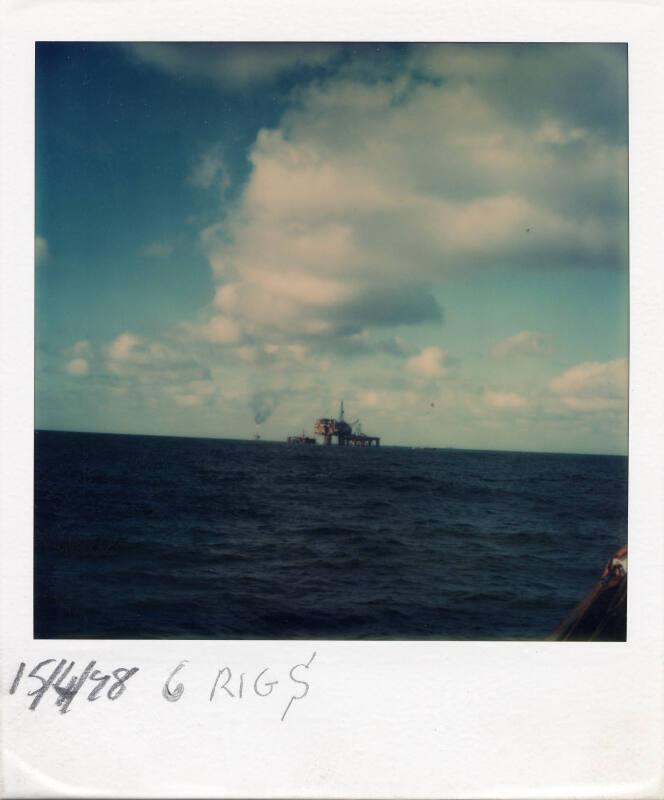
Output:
[34, 430, 628, 640]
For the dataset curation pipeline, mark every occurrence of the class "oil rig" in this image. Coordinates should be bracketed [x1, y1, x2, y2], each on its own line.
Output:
[313, 401, 381, 446]
[287, 432, 316, 445]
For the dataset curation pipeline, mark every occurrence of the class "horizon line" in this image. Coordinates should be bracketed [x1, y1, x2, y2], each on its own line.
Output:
[35, 428, 628, 458]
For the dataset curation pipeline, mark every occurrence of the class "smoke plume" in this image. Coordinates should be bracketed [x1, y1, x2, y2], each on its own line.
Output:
[250, 392, 279, 425]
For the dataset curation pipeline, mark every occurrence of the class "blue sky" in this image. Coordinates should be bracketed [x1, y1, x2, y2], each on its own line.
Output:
[35, 43, 628, 454]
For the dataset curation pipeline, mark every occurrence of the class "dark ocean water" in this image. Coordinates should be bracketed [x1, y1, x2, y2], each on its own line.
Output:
[34, 430, 628, 640]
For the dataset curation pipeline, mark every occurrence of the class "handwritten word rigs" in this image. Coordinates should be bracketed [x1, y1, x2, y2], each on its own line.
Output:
[8, 654, 317, 721]
[162, 651, 317, 721]
[9, 659, 139, 714]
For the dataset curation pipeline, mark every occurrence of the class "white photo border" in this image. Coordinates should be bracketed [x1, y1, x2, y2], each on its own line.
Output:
[1, 1, 663, 797]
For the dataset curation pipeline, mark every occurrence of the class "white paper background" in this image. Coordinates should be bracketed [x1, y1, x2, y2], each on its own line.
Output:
[1, 1, 663, 797]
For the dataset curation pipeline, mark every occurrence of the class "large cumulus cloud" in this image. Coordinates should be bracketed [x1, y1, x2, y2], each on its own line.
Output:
[191, 44, 627, 356]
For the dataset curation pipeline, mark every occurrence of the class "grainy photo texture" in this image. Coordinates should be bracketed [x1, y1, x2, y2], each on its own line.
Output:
[34, 43, 628, 640]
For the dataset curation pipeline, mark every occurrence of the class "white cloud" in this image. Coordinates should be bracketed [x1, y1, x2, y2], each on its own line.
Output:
[484, 390, 529, 410]
[356, 389, 421, 413]
[65, 339, 92, 358]
[63, 341, 93, 376]
[190, 146, 228, 191]
[107, 333, 141, 362]
[128, 43, 343, 89]
[106, 332, 173, 365]
[141, 240, 175, 258]
[103, 332, 208, 385]
[35, 235, 48, 265]
[101, 332, 211, 405]
[407, 346, 449, 378]
[408, 44, 627, 144]
[166, 379, 216, 408]
[549, 357, 627, 412]
[65, 358, 89, 376]
[491, 330, 545, 359]
[357, 390, 382, 409]
[195, 65, 626, 351]
[182, 315, 242, 345]
[173, 394, 201, 408]
[550, 357, 626, 396]
[558, 396, 622, 412]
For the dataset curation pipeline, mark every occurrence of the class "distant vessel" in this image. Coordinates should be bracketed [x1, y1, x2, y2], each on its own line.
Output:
[287, 432, 316, 445]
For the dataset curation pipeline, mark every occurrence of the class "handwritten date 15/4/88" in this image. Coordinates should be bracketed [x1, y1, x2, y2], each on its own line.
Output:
[9, 659, 139, 715]
[8, 652, 317, 721]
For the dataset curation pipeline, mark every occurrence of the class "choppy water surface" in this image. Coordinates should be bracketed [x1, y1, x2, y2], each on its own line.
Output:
[34, 431, 627, 639]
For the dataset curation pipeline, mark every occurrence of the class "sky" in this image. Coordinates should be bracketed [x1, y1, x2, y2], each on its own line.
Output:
[35, 43, 629, 454]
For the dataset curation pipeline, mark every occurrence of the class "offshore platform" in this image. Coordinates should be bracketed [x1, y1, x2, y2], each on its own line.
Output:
[313, 401, 381, 446]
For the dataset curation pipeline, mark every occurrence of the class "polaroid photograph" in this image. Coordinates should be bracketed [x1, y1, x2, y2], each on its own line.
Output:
[1, 1, 663, 798]
[34, 39, 629, 643]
